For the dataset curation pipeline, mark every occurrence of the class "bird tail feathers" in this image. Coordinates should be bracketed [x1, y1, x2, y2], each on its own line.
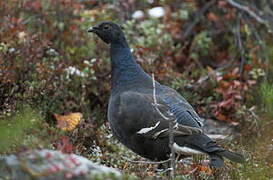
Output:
[216, 150, 244, 163]
[209, 154, 224, 167]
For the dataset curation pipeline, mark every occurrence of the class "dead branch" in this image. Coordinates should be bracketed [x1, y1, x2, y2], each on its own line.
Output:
[235, 13, 246, 77]
[152, 74, 170, 120]
[152, 74, 176, 179]
[227, 0, 268, 25]
[122, 156, 170, 165]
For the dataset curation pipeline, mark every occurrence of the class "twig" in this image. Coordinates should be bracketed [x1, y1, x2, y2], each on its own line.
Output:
[187, 166, 198, 175]
[122, 156, 170, 165]
[247, 107, 261, 137]
[235, 13, 246, 77]
[227, 0, 267, 25]
[152, 74, 176, 179]
[183, 0, 216, 38]
[152, 74, 170, 120]
[156, 168, 173, 174]
[168, 116, 176, 179]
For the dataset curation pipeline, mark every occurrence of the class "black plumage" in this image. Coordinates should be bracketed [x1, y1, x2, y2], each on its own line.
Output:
[88, 21, 244, 167]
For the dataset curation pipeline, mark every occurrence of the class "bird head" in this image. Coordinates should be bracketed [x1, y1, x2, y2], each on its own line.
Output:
[87, 21, 125, 44]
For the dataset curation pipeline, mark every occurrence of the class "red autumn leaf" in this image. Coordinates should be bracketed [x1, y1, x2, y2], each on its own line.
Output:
[55, 136, 73, 153]
[11, 17, 19, 24]
[197, 165, 213, 175]
[69, 24, 77, 31]
[225, 11, 236, 20]
[32, 1, 41, 10]
[215, 112, 229, 121]
[218, 98, 233, 108]
[233, 80, 241, 87]
[54, 112, 82, 131]
[218, 1, 227, 7]
[223, 73, 237, 80]
[244, 64, 252, 71]
[247, 80, 256, 86]
[207, 12, 219, 22]
[234, 94, 242, 100]
[232, 67, 239, 74]
[230, 121, 239, 126]
[216, 75, 223, 82]
[25, 1, 42, 11]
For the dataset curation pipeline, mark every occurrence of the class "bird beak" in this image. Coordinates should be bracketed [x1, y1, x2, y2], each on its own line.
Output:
[87, 26, 99, 33]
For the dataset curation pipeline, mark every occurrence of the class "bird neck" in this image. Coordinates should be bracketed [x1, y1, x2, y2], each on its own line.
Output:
[110, 42, 143, 88]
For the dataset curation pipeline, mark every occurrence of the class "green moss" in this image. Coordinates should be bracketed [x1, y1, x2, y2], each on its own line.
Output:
[259, 82, 273, 118]
[88, 173, 138, 180]
[0, 106, 42, 153]
[228, 152, 273, 179]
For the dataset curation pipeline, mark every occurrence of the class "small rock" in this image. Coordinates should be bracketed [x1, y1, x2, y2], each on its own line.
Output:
[203, 119, 235, 135]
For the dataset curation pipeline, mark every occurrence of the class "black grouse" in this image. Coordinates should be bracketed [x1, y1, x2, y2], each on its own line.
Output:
[88, 21, 244, 167]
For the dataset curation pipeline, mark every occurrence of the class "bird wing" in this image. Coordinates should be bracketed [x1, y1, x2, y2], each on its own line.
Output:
[159, 85, 204, 127]
[117, 90, 203, 139]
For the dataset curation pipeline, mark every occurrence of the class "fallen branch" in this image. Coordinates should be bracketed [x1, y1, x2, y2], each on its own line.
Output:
[122, 156, 170, 165]
[155, 168, 173, 174]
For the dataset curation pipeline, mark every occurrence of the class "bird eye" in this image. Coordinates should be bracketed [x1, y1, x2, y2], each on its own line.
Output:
[103, 25, 110, 30]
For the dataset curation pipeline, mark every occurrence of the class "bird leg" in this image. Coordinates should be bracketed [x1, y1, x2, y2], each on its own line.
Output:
[154, 162, 173, 177]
